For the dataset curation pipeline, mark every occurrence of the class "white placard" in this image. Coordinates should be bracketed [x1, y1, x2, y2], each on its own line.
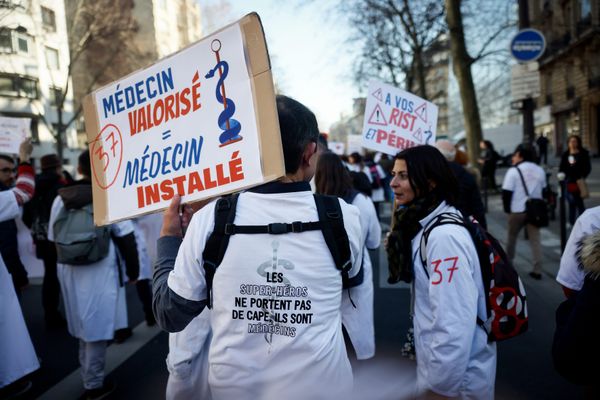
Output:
[84, 15, 282, 224]
[361, 81, 438, 156]
[0, 117, 30, 154]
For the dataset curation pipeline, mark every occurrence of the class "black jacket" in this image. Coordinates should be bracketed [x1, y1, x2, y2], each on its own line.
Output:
[559, 149, 591, 182]
[553, 230, 600, 385]
[449, 162, 487, 228]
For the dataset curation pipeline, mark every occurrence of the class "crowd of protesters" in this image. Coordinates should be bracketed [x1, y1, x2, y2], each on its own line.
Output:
[0, 95, 597, 399]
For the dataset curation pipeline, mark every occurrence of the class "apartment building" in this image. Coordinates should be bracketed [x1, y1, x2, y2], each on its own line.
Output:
[67, 0, 202, 147]
[530, 0, 600, 155]
[0, 0, 79, 168]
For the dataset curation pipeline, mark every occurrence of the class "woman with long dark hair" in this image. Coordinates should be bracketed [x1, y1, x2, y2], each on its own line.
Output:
[315, 152, 380, 360]
[387, 145, 496, 399]
[559, 134, 591, 225]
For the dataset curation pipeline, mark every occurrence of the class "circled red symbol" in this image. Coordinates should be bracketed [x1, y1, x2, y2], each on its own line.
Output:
[91, 124, 123, 190]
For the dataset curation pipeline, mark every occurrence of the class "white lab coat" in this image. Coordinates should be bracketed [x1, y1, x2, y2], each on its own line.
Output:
[48, 196, 133, 342]
[132, 220, 153, 280]
[0, 191, 40, 388]
[557, 206, 600, 291]
[341, 192, 380, 359]
[412, 202, 496, 399]
[166, 309, 212, 400]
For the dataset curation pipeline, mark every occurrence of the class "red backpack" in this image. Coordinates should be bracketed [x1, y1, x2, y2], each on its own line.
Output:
[420, 212, 528, 342]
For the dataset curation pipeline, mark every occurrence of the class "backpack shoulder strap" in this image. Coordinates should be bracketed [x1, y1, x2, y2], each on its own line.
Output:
[202, 193, 239, 308]
[313, 194, 358, 288]
[419, 212, 464, 278]
[514, 166, 530, 198]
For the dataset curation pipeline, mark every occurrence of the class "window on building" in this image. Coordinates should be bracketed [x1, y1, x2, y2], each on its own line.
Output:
[580, 0, 591, 19]
[49, 86, 62, 106]
[0, 0, 28, 9]
[15, 32, 30, 54]
[45, 47, 59, 69]
[0, 29, 32, 54]
[0, 74, 38, 99]
[0, 29, 11, 52]
[41, 6, 56, 32]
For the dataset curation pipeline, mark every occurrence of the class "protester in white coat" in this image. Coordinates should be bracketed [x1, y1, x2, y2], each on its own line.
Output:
[556, 206, 600, 298]
[0, 140, 39, 397]
[153, 96, 363, 400]
[48, 150, 139, 399]
[389, 145, 496, 399]
[315, 151, 380, 359]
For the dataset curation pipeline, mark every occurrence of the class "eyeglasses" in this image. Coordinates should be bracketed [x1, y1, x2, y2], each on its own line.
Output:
[0, 167, 16, 174]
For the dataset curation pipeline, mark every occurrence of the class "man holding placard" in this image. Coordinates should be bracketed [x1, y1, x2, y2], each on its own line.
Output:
[153, 95, 363, 399]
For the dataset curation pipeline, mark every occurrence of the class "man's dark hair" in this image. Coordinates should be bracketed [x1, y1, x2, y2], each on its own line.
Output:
[0, 154, 15, 164]
[78, 149, 91, 178]
[276, 95, 319, 174]
[395, 145, 459, 206]
[514, 144, 536, 163]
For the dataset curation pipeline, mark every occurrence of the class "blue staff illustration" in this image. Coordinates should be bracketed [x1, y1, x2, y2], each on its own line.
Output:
[205, 39, 243, 147]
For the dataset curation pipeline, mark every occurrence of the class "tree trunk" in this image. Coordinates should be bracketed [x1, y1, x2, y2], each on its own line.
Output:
[56, 108, 64, 161]
[445, 0, 482, 168]
[414, 47, 428, 100]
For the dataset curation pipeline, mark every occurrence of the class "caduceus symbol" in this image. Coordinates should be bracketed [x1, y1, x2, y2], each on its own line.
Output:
[205, 39, 243, 147]
[257, 240, 294, 348]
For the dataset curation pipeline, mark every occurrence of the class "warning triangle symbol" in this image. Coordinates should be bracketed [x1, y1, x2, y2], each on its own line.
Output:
[413, 128, 423, 142]
[368, 104, 387, 126]
[372, 88, 383, 101]
[414, 102, 428, 123]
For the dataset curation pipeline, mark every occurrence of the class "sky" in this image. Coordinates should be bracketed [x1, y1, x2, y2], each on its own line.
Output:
[200, 0, 360, 132]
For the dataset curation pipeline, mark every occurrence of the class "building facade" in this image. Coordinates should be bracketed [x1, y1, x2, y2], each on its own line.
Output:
[67, 0, 202, 147]
[0, 0, 79, 169]
[530, 0, 600, 155]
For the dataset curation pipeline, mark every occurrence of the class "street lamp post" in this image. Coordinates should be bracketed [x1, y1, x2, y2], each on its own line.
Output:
[557, 172, 567, 252]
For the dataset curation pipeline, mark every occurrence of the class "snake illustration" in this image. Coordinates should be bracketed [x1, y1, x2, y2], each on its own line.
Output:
[205, 39, 242, 146]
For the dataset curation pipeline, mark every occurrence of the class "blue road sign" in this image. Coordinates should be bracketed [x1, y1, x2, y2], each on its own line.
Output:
[511, 29, 546, 62]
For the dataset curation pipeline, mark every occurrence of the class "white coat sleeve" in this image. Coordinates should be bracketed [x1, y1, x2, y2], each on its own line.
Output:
[339, 202, 364, 279]
[167, 202, 217, 301]
[422, 225, 480, 397]
[354, 194, 381, 250]
[47, 196, 64, 242]
[557, 212, 588, 291]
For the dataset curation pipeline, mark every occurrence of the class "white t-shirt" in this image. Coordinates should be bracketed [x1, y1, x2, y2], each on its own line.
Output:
[502, 162, 546, 213]
[167, 183, 363, 399]
[556, 206, 600, 291]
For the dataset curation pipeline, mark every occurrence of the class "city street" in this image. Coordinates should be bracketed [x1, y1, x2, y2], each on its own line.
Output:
[14, 157, 600, 399]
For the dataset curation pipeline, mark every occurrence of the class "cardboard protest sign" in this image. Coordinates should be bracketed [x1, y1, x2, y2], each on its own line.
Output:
[0, 117, 30, 154]
[361, 81, 438, 156]
[83, 13, 283, 225]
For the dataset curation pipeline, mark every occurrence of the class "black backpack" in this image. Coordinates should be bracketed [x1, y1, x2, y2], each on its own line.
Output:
[420, 212, 528, 342]
[201, 193, 362, 308]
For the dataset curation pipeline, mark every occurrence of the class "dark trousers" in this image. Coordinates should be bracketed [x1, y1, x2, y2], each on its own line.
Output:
[566, 191, 585, 225]
[136, 279, 155, 324]
[37, 240, 61, 319]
